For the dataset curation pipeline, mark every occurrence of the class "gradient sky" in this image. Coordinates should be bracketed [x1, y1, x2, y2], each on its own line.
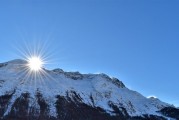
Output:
[0, 0, 178, 106]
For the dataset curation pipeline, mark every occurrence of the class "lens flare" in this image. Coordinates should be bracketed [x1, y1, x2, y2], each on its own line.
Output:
[13, 38, 61, 96]
[28, 56, 43, 71]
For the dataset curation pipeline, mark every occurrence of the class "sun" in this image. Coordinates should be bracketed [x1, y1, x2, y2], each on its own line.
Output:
[27, 56, 44, 71]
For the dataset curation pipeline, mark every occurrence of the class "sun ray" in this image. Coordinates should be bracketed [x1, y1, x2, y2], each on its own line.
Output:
[11, 36, 67, 96]
[27, 56, 43, 71]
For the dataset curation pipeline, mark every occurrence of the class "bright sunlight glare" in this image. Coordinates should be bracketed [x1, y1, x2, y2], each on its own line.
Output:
[28, 56, 43, 71]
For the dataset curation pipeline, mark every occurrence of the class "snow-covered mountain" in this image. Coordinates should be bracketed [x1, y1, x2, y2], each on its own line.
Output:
[0, 59, 178, 120]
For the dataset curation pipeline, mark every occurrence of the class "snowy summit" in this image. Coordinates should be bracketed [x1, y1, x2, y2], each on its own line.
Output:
[0, 59, 178, 120]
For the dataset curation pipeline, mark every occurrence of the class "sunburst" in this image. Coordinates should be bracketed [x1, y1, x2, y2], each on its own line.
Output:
[27, 56, 44, 71]
[13, 39, 60, 95]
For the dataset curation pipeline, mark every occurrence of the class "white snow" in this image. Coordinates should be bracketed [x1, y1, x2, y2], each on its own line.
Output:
[0, 59, 172, 118]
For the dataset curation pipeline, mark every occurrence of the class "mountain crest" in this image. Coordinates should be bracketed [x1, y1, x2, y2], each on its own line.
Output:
[0, 59, 178, 120]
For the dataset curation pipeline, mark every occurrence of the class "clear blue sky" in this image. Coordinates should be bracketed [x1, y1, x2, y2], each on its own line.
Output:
[0, 0, 178, 106]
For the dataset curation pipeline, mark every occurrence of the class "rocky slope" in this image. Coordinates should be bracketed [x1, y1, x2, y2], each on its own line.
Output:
[0, 59, 178, 120]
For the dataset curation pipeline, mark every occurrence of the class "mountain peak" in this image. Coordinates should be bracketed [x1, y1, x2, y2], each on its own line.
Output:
[0, 59, 178, 120]
[0, 59, 27, 67]
[7, 59, 27, 64]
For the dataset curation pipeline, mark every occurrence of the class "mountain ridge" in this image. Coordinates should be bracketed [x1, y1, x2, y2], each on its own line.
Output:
[0, 59, 178, 120]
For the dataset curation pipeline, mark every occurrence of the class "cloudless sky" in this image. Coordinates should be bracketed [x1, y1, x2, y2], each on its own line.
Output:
[0, 0, 178, 106]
